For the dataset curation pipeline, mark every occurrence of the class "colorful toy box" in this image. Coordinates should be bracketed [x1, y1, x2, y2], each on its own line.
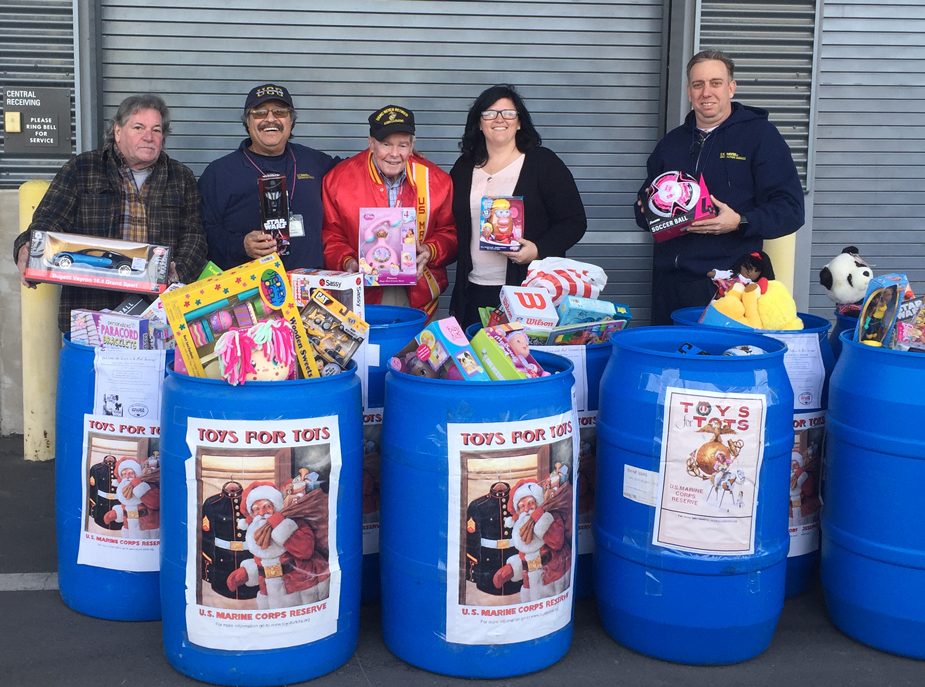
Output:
[556, 296, 617, 326]
[470, 322, 547, 380]
[499, 285, 559, 344]
[300, 288, 369, 375]
[893, 295, 925, 352]
[162, 254, 318, 379]
[641, 171, 716, 242]
[358, 207, 417, 287]
[259, 173, 290, 257]
[290, 269, 365, 318]
[856, 273, 908, 347]
[390, 317, 490, 381]
[546, 319, 627, 346]
[479, 196, 524, 252]
[25, 231, 170, 294]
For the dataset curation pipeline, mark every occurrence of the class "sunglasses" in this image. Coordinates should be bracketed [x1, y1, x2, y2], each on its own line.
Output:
[481, 109, 519, 121]
[249, 108, 291, 120]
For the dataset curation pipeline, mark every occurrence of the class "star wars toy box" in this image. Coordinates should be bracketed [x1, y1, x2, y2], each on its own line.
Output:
[358, 207, 417, 287]
[162, 254, 319, 379]
[390, 316, 490, 381]
[259, 173, 290, 257]
[300, 287, 369, 375]
[289, 268, 365, 319]
[25, 231, 171, 293]
[642, 171, 716, 242]
[892, 293, 925, 352]
[856, 273, 908, 347]
[479, 196, 524, 252]
[470, 322, 548, 380]
[499, 285, 559, 344]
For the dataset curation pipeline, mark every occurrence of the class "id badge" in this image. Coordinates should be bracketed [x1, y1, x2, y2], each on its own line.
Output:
[289, 213, 305, 237]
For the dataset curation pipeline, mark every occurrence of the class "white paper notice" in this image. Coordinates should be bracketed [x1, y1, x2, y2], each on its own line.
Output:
[535, 344, 587, 411]
[769, 332, 824, 410]
[93, 348, 166, 421]
[623, 465, 658, 507]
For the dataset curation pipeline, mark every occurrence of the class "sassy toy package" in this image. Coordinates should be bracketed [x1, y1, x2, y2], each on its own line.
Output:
[300, 288, 369, 375]
[479, 196, 524, 252]
[358, 207, 417, 287]
[642, 171, 716, 242]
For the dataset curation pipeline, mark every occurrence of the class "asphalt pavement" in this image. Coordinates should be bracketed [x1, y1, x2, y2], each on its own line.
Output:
[1, 435, 921, 686]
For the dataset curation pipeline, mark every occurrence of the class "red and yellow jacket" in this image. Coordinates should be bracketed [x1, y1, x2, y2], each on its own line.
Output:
[322, 151, 457, 319]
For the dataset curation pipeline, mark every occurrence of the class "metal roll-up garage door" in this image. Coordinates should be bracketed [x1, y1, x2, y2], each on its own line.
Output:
[98, 0, 665, 321]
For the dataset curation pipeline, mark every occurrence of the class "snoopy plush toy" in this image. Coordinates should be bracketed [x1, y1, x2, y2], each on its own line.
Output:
[819, 246, 873, 315]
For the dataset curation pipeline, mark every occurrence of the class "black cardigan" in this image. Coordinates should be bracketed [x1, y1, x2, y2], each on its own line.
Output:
[448, 146, 587, 318]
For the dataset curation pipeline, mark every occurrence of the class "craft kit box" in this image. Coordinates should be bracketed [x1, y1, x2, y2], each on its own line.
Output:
[470, 322, 546, 380]
[358, 207, 417, 287]
[162, 254, 318, 379]
[300, 288, 369, 375]
[479, 196, 524, 252]
[25, 231, 170, 293]
[642, 171, 716, 243]
[290, 269, 365, 318]
[499, 285, 559, 344]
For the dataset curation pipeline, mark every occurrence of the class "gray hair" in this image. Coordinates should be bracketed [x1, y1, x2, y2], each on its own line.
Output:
[104, 93, 171, 145]
[687, 50, 735, 82]
[240, 106, 298, 138]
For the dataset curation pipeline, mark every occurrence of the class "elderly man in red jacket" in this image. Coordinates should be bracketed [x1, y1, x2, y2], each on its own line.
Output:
[322, 105, 457, 320]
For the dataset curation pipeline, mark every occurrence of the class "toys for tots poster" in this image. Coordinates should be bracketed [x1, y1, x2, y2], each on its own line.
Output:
[653, 389, 767, 555]
[446, 412, 578, 645]
[78, 414, 162, 572]
[183, 417, 341, 651]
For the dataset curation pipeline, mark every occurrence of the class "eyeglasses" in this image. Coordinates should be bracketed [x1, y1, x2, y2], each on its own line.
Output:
[480, 109, 519, 121]
[249, 108, 291, 120]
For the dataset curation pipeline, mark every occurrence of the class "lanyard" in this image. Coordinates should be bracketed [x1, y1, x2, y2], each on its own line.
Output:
[242, 146, 298, 204]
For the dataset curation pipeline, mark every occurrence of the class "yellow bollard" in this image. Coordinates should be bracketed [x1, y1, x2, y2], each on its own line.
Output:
[764, 233, 796, 294]
[20, 180, 61, 462]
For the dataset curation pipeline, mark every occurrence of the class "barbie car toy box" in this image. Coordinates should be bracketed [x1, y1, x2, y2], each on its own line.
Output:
[470, 322, 548, 380]
[358, 207, 417, 287]
[25, 231, 170, 293]
[162, 254, 318, 379]
[390, 317, 490, 381]
[479, 196, 524, 252]
[641, 171, 716, 242]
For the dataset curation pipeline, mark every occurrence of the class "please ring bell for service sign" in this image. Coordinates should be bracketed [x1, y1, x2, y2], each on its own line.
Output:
[3, 87, 72, 155]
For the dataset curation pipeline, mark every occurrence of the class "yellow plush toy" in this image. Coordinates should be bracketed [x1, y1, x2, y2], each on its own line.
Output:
[710, 279, 802, 330]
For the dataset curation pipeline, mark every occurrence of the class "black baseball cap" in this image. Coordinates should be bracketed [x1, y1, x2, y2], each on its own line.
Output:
[245, 84, 293, 111]
[368, 105, 415, 141]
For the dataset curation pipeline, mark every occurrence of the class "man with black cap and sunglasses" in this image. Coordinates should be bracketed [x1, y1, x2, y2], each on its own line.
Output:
[321, 105, 457, 320]
[200, 83, 338, 271]
[634, 50, 804, 325]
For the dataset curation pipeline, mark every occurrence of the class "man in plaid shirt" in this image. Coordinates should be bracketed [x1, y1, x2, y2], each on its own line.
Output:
[13, 93, 208, 332]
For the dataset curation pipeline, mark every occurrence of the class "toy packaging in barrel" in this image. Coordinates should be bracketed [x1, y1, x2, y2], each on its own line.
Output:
[56, 335, 168, 620]
[158, 366, 362, 686]
[821, 331, 925, 659]
[595, 327, 793, 664]
[359, 305, 427, 604]
[380, 351, 578, 677]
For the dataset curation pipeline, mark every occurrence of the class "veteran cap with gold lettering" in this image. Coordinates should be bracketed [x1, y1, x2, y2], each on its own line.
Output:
[368, 105, 415, 141]
[245, 84, 293, 111]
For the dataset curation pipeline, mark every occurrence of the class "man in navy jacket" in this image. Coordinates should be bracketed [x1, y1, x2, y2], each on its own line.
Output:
[635, 50, 805, 325]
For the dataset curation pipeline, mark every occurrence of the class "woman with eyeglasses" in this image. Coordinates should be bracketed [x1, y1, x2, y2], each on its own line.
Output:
[448, 84, 587, 328]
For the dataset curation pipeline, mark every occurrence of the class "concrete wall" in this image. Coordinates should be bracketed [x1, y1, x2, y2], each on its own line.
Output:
[0, 188, 24, 435]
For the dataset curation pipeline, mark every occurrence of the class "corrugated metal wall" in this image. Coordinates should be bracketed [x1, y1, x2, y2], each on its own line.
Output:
[98, 0, 665, 322]
[697, 1, 816, 189]
[0, 0, 76, 187]
[808, 0, 925, 318]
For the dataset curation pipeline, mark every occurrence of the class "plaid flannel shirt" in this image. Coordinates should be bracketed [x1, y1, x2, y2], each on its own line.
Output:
[13, 143, 208, 332]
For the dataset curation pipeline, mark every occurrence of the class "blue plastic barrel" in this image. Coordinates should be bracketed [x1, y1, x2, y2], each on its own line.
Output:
[595, 327, 793, 664]
[464, 321, 607, 599]
[56, 335, 164, 620]
[829, 310, 857, 361]
[672, 308, 834, 597]
[159, 365, 362, 686]
[821, 331, 925, 659]
[361, 305, 428, 604]
[380, 351, 577, 677]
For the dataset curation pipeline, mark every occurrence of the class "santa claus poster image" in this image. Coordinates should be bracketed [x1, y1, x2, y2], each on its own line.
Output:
[446, 412, 578, 645]
[184, 417, 340, 652]
[789, 411, 823, 557]
[653, 389, 767, 555]
[77, 414, 161, 572]
[576, 412, 597, 555]
[362, 410, 382, 555]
